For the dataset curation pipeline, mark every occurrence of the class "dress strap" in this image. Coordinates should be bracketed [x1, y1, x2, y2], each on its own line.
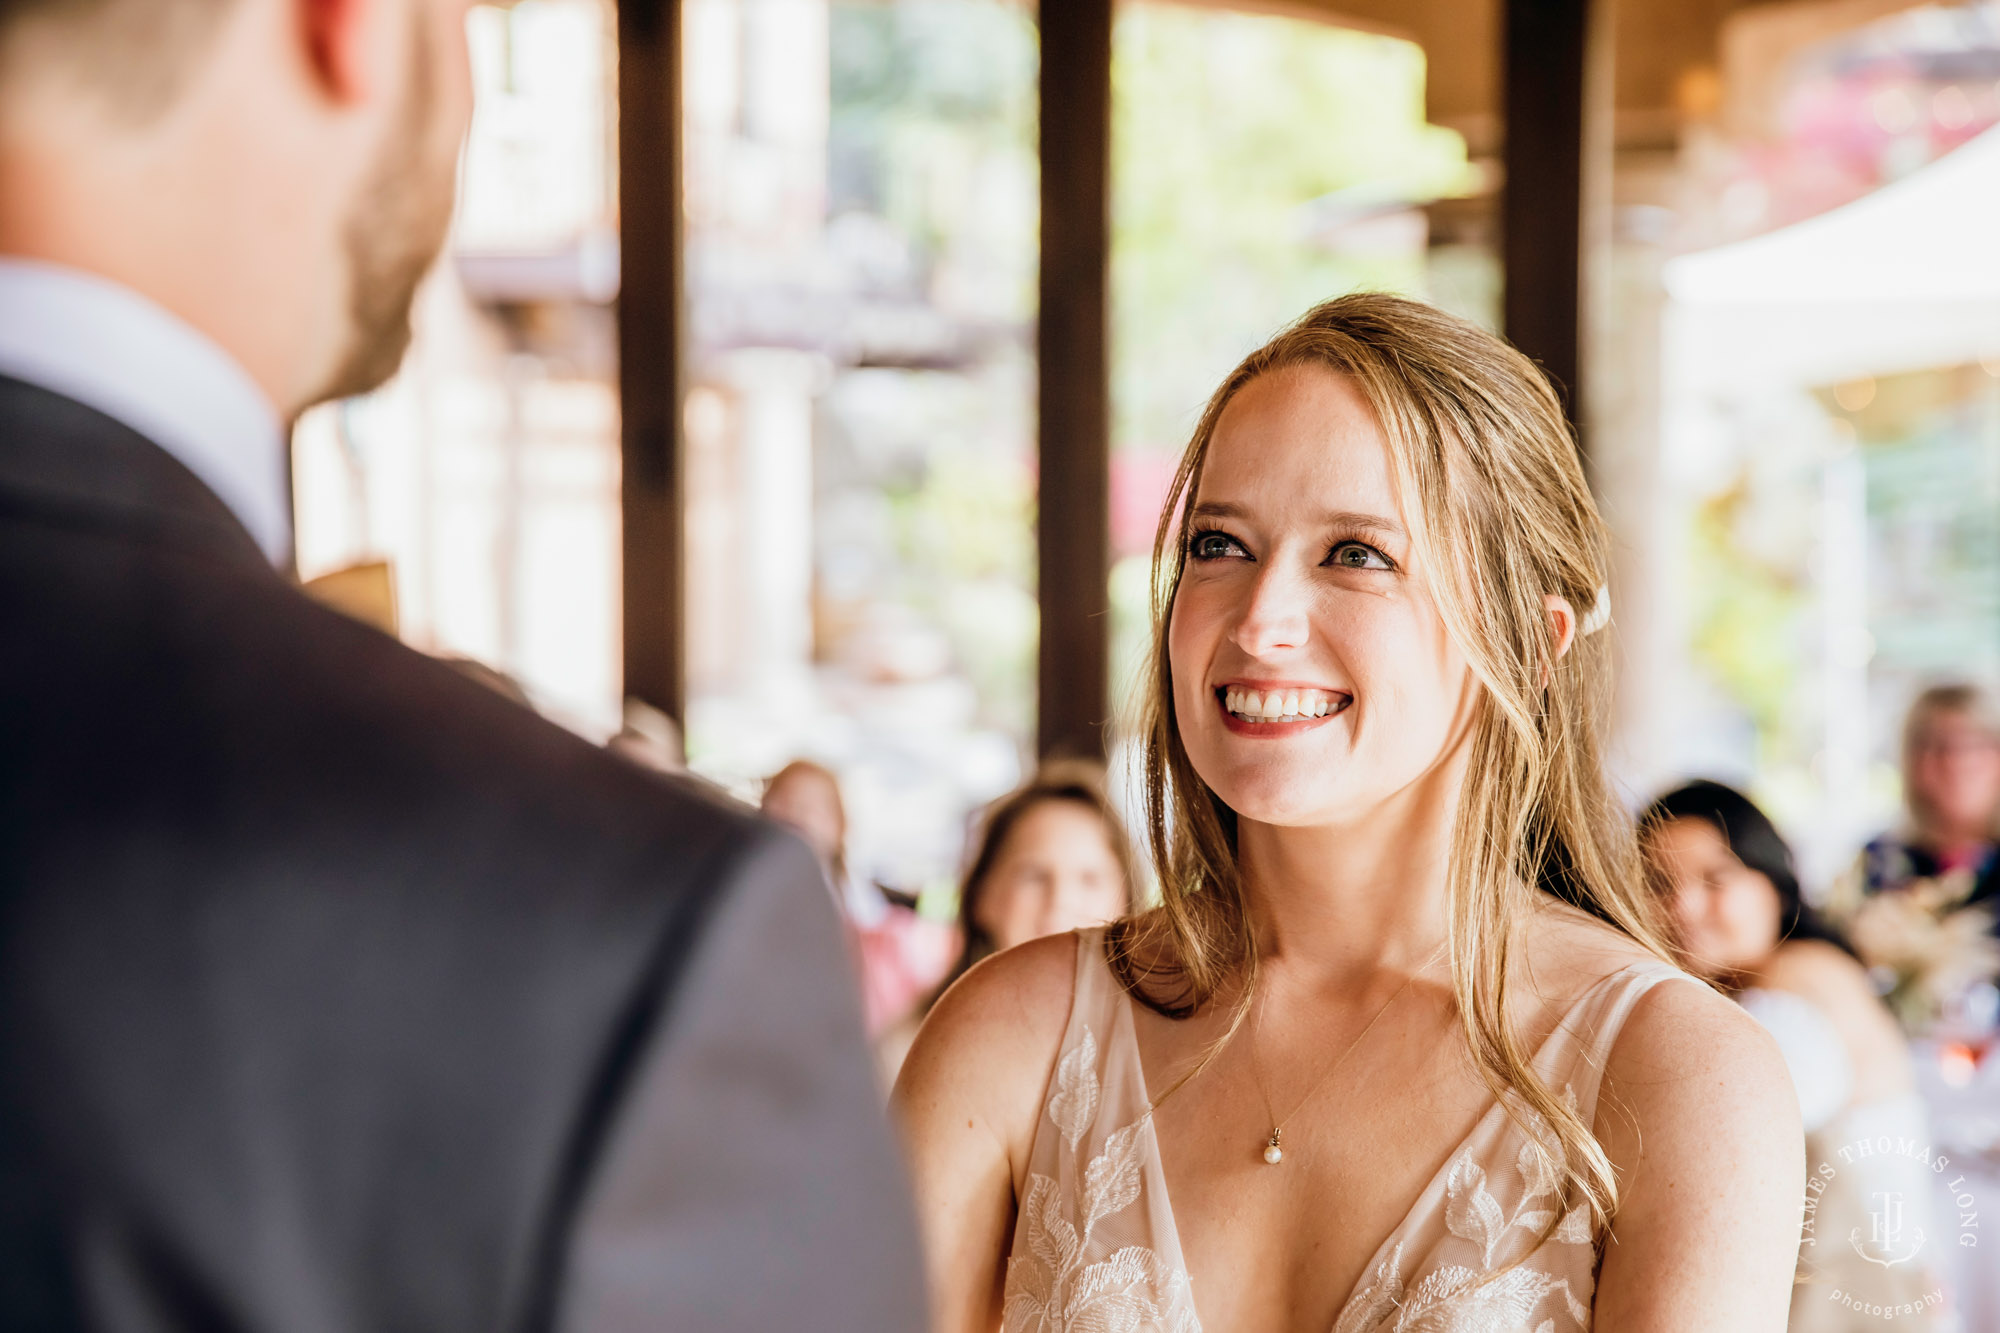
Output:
[1067, 924, 1118, 1030]
[1553, 960, 1708, 1120]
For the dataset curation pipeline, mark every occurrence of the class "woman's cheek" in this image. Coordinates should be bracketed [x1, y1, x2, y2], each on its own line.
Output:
[1166, 596, 1219, 714]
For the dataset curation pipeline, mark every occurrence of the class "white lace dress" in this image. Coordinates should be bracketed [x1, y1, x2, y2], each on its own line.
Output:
[1000, 927, 1699, 1333]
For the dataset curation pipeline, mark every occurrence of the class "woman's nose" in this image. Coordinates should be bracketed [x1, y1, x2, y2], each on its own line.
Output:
[1229, 564, 1312, 657]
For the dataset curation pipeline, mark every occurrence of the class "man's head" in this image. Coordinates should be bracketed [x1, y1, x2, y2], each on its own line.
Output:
[0, 0, 475, 415]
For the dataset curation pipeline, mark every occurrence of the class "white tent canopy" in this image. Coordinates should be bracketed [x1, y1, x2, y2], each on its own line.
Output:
[1665, 125, 2000, 389]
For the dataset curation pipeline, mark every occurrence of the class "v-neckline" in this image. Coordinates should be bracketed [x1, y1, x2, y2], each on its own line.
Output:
[1125, 959, 1661, 1331]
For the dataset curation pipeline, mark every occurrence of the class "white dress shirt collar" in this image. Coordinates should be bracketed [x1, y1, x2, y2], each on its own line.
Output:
[0, 258, 291, 565]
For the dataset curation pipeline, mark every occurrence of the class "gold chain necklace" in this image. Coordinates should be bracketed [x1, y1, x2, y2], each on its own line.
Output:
[1249, 943, 1446, 1166]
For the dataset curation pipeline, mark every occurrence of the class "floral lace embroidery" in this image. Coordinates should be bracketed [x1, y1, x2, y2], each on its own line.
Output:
[1332, 1088, 1596, 1333]
[1002, 1026, 1202, 1333]
[1004, 937, 1662, 1333]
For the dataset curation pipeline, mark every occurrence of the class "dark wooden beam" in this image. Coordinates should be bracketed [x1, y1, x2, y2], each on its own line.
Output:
[618, 0, 685, 724]
[1036, 0, 1113, 762]
[1502, 0, 1592, 440]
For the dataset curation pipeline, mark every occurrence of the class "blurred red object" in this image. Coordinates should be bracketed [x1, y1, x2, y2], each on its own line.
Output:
[853, 909, 959, 1036]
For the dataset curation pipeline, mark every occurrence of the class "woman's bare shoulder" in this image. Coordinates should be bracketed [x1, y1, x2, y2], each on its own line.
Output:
[893, 931, 1082, 1158]
[892, 933, 1092, 1330]
[1605, 965, 1783, 1088]
[1762, 937, 1872, 1003]
[1762, 938, 1910, 1079]
[1595, 964, 1799, 1190]
[924, 930, 1082, 1059]
[1591, 955, 1805, 1326]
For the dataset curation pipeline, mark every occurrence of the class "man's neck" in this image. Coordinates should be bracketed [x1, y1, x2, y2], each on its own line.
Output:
[0, 256, 294, 563]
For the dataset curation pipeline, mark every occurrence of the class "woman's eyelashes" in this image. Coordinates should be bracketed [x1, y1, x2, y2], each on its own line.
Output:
[1186, 529, 1398, 571]
[1324, 539, 1396, 571]
[1187, 528, 1248, 561]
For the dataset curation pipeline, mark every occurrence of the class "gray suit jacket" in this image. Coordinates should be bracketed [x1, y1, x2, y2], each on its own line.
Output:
[0, 373, 926, 1332]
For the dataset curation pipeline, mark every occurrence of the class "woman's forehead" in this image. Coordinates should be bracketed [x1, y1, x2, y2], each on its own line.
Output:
[1198, 364, 1401, 515]
[1916, 709, 1997, 741]
[1656, 815, 1732, 860]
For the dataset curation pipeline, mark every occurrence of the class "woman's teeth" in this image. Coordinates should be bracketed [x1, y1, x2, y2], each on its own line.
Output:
[1222, 687, 1341, 722]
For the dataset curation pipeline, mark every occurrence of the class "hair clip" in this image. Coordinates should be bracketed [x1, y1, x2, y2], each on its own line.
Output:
[1579, 584, 1612, 636]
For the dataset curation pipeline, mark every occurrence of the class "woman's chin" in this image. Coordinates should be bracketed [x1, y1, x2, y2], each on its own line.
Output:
[1206, 773, 1345, 830]
[1192, 748, 1352, 820]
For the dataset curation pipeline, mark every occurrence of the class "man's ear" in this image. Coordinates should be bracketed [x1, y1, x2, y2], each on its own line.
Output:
[299, 0, 381, 103]
[1542, 593, 1578, 685]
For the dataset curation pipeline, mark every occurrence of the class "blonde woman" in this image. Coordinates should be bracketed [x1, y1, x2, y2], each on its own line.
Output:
[1857, 683, 2000, 918]
[895, 295, 1802, 1332]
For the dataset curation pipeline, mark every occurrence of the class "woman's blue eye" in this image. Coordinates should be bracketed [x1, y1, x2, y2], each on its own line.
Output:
[1327, 541, 1390, 570]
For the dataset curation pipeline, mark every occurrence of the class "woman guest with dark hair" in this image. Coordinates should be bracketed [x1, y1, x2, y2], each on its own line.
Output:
[1642, 780, 1946, 1332]
[937, 759, 1138, 999]
[878, 762, 1138, 1083]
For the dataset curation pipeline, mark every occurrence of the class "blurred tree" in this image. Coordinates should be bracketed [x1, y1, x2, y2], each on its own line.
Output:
[1112, 6, 1475, 458]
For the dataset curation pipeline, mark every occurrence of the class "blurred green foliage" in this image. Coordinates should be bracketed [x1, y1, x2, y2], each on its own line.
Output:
[1106, 6, 1475, 724]
[1688, 478, 1808, 756]
[1112, 6, 1476, 455]
[831, 0, 1038, 315]
[824, 2, 1482, 739]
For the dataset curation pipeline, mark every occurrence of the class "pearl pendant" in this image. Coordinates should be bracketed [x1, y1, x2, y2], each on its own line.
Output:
[1262, 1130, 1283, 1166]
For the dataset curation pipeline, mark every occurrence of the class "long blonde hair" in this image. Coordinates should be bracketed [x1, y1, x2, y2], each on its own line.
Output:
[1113, 292, 1673, 1239]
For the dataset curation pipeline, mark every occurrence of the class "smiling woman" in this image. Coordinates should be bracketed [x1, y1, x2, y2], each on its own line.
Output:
[894, 294, 1806, 1333]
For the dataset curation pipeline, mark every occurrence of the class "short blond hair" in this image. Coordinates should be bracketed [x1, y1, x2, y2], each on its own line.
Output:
[1, 0, 238, 120]
[1903, 682, 2000, 826]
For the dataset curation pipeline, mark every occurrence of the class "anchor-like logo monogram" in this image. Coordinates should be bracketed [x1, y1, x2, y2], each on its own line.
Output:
[1851, 1190, 1928, 1268]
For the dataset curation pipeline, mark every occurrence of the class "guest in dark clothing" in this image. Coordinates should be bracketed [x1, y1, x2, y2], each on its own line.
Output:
[1858, 683, 2000, 923]
[0, 0, 925, 1328]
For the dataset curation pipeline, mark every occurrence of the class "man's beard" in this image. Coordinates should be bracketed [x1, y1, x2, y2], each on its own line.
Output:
[315, 18, 458, 405]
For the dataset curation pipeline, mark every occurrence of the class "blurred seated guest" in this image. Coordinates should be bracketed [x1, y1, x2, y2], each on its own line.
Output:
[932, 758, 1138, 1001]
[877, 760, 1138, 1082]
[1859, 683, 2000, 918]
[762, 760, 954, 1034]
[1644, 780, 1947, 1332]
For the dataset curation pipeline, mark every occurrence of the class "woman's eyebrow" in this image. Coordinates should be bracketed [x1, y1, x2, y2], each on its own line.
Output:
[1322, 510, 1406, 539]
[1188, 501, 1247, 523]
[1188, 500, 1405, 539]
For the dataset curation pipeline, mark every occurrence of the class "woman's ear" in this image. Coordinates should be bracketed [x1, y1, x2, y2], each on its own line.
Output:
[1542, 594, 1578, 684]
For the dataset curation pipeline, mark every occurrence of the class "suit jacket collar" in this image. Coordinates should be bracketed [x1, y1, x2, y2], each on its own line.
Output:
[0, 259, 290, 564]
[0, 373, 275, 574]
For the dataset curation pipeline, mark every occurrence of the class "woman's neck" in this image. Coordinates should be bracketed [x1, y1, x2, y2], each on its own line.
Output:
[1235, 779, 1457, 985]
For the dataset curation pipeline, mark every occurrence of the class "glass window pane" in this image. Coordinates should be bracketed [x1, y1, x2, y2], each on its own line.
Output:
[682, 0, 1039, 900]
[292, 0, 622, 734]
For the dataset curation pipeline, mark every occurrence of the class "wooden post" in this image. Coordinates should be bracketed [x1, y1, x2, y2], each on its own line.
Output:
[1502, 0, 1596, 444]
[1036, 0, 1114, 761]
[618, 0, 686, 724]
